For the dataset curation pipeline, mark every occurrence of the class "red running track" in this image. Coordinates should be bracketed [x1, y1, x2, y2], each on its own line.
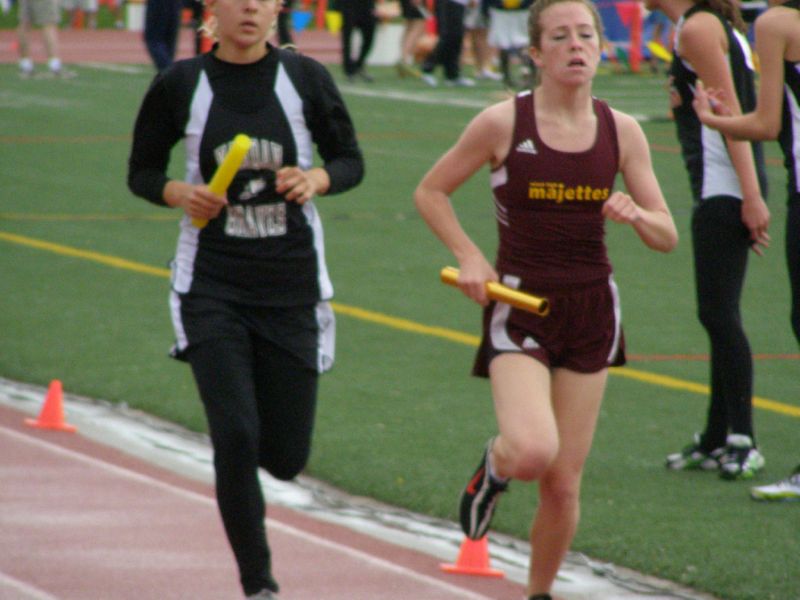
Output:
[0, 28, 341, 65]
[0, 403, 527, 600]
[0, 27, 523, 600]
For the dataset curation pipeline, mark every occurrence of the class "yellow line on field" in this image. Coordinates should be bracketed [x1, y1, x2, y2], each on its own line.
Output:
[0, 231, 170, 278]
[2, 230, 798, 418]
[612, 367, 800, 418]
[0, 213, 175, 222]
[330, 303, 481, 347]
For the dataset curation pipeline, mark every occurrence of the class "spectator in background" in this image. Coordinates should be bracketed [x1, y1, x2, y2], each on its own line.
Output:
[692, 0, 799, 502]
[277, 0, 295, 46]
[642, 8, 672, 72]
[420, 0, 474, 86]
[185, 0, 206, 54]
[396, 0, 426, 78]
[738, 0, 767, 39]
[339, 0, 377, 82]
[486, 0, 534, 88]
[144, 0, 182, 72]
[646, 0, 771, 481]
[16, 0, 75, 78]
[62, 0, 98, 28]
[463, 0, 501, 81]
[108, 0, 126, 29]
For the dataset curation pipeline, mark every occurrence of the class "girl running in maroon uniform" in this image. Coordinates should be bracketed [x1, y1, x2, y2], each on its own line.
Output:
[414, 1, 677, 598]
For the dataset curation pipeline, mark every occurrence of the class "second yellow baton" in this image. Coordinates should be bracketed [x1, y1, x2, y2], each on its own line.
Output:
[192, 133, 253, 229]
[440, 266, 550, 317]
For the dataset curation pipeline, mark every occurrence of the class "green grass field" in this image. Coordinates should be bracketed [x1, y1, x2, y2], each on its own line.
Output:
[1, 62, 798, 600]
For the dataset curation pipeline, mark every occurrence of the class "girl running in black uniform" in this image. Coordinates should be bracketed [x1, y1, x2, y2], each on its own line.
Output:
[693, 0, 800, 499]
[127, 0, 363, 596]
[647, 0, 771, 481]
[414, 1, 677, 597]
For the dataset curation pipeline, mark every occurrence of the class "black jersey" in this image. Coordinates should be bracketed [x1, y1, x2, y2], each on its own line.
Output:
[780, 0, 800, 204]
[669, 5, 768, 204]
[128, 45, 364, 306]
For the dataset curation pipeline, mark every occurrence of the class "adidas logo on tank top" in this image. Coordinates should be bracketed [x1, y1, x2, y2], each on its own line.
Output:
[515, 138, 537, 155]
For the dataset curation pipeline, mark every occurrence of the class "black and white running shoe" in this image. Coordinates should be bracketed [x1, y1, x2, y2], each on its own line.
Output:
[459, 438, 508, 540]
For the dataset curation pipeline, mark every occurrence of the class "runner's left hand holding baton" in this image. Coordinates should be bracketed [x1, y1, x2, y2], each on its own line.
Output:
[192, 134, 253, 229]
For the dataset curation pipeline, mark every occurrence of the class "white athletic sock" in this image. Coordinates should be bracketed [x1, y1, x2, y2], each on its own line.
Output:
[487, 442, 510, 484]
[47, 57, 62, 73]
[19, 58, 34, 74]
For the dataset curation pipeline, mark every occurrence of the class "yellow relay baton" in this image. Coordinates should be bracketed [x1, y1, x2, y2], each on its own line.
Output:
[646, 41, 672, 64]
[192, 134, 253, 229]
[440, 266, 550, 317]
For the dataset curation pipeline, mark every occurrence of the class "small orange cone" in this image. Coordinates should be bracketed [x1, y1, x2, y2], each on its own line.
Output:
[440, 536, 505, 578]
[24, 380, 77, 433]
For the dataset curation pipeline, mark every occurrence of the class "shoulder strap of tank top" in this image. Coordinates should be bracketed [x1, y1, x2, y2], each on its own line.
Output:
[592, 97, 620, 171]
[513, 91, 535, 146]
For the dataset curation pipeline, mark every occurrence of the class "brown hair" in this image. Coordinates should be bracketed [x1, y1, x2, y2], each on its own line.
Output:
[527, 0, 606, 50]
[696, 0, 747, 33]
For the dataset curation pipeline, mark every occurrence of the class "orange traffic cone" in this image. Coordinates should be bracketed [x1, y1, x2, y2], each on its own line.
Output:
[24, 380, 77, 433]
[440, 536, 505, 578]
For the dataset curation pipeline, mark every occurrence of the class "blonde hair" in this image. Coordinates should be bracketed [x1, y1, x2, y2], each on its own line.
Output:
[198, 14, 217, 42]
[527, 0, 606, 49]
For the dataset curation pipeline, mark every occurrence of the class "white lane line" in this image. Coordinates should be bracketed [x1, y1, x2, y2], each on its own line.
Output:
[0, 425, 494, 600]
[0, 573, 60, 600]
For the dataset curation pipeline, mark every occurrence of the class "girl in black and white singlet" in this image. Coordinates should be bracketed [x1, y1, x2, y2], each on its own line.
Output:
[691, 0, 800, 497]
[650, 0, 770, 480]
[777, 0, 800, 341]
[694, 0, 799, 341]
[128, 1, 363, 595]
[669, 4, 768, 202]
[129, 45, 363, 316]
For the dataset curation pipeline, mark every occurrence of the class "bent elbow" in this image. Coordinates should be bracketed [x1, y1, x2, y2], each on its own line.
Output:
[413, 186, 428, 213]
[764, 123, 781, 141]
[658, 231, 679, 253]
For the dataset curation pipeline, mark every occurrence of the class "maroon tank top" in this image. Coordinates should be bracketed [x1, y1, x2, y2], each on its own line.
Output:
[492, 91, 620, 290]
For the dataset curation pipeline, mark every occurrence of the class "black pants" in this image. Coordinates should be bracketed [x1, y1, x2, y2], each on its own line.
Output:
[786, 201, 800, 345]
[422, 0, 466, 81]
[340, 0, 376, 75]
[691, 197, 754, 448]
[144, 0, 182, 72]
[187, 333, 318, 595]
[277, 0, 294, 46]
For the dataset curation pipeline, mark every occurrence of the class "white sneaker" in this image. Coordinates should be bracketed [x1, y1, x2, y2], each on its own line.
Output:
[246, 589, 278, 599]
[750, 465, 800, 501]
[421, 73, 438, 87]
[19, 58, 34, 79]
[444, 76, 476, 88]
[476, 69, 502, 81]
[719, 434, 765, 480]
[665, 433, 725, 471]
